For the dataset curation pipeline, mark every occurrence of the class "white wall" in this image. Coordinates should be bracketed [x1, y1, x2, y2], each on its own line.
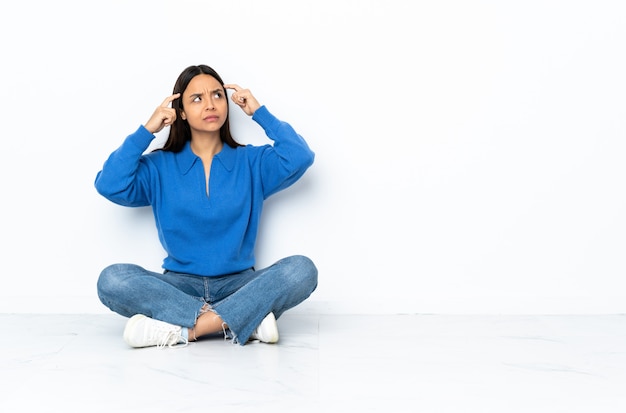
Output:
[1, 0, 624, 314]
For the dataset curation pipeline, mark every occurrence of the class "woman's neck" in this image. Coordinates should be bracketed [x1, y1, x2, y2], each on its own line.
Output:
[190, 133, 223, 158]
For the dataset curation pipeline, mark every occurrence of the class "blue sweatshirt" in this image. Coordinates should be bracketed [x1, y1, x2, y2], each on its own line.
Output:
[95, 106, 314, 276]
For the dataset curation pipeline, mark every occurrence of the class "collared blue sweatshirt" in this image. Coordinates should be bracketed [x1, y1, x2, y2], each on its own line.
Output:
[95, 106, 314, 277]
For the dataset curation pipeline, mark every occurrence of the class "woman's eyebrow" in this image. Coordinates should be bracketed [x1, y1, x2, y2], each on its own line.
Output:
[189, 88, 223, 97]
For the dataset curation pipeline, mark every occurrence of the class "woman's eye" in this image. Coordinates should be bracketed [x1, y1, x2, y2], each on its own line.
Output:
[214, 92, 223, 99]
[193, 96, 201, 102]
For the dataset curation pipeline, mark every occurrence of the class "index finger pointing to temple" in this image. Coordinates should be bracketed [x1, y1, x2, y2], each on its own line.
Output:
[161, 93, 181, 107]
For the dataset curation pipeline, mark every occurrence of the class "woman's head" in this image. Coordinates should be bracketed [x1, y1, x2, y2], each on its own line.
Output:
[161, 65, 242, 152]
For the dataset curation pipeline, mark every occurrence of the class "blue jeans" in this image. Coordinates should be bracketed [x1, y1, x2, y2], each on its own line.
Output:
[97, 255, 318, 345]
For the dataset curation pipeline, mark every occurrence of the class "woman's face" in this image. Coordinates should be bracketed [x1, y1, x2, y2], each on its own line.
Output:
[180, 74, 228, 135]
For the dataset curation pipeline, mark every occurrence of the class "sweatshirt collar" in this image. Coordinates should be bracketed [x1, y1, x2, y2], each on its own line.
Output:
[178, 140, 237, 175]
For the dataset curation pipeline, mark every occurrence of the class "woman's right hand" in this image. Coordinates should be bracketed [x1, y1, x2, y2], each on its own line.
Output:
[144, 93, 181, 134]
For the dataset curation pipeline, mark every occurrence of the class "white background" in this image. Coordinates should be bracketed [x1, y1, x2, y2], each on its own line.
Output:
[0, 0, 624, 314]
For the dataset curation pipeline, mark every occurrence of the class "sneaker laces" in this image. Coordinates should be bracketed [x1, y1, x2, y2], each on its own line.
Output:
[151, 326, 188, 349]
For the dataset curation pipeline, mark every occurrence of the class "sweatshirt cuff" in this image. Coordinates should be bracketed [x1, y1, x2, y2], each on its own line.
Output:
[252, 105, 280, 131]
[126, 125, 156, 151]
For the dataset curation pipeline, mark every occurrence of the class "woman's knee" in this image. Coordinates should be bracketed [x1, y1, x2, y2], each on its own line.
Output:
[97, 263, 140, 295]
[97, 263, 146, 317]
[281, 255, 318, 291]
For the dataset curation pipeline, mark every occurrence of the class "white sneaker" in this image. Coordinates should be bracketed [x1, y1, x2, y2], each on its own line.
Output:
[250, 312, 279, 344]
[123, 314, 188, 349]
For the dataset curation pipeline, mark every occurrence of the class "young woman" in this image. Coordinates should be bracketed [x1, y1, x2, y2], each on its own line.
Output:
[95, 64, 317, 348]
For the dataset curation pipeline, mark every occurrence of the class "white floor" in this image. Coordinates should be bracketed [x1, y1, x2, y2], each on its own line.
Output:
[2, 313, 626, 413]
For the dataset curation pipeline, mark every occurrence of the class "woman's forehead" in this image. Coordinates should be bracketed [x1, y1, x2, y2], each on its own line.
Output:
[187, 74, 221, 90]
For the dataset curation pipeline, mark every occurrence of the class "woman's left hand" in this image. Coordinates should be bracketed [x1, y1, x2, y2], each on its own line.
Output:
[224, 84, 261, 116]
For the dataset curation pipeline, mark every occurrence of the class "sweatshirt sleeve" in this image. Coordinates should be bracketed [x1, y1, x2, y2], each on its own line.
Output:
[252, 106, 315, 198]
[94, 125, 155, 207]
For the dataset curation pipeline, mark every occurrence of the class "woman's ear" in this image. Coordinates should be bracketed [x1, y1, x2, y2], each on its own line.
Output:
[180, 111, 186, 120]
